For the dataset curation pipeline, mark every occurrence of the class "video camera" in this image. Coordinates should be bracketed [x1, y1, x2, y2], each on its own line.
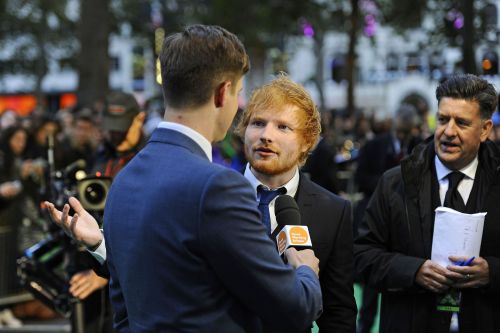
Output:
[49, 159, 112, 212]
[17, 232, 73, 316]
[17, 158, 111, 316]
[77, 176, 112, 211]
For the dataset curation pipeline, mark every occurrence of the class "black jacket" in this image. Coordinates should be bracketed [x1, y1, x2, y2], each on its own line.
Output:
[264, 174, 357, 333]
[354, 137, 500, 333]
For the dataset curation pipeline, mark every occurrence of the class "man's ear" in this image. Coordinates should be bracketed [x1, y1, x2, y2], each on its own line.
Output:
[214, 81, 232, 108]
[480, 119, 493, 142]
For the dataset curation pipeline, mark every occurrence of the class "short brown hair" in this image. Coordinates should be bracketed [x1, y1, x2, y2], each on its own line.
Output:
[236, 75, 321, 165]
[160, 25, 250, 109]
[436, 74, 498, 119]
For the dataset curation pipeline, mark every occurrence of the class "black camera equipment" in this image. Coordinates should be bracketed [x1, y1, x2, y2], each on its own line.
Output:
[78, 177, 112, 211]
[17, 230, 73, 317]
[17, 134, 111, 333]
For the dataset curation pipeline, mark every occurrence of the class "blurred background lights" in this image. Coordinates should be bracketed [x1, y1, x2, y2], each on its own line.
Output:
[302, 22, 314, 37]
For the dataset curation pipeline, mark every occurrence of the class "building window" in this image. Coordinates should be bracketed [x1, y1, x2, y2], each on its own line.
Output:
[386, 52, 399, 72]
[110, 56, 120, 71]
[330, 54, 346, 83]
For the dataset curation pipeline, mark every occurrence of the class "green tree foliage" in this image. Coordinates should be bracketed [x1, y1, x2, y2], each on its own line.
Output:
[378, 0, 499, 74]
[0, 0, 77, 100]
[192, 0, 352, 110]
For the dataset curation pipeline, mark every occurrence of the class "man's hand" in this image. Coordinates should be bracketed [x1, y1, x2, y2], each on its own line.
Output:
[415, 260, 462, 293]
[69, 269, 108, 300]
[285, 248, 320, 277]
[43, 197, 103, 249]
[0, 181, 22, 198]
[448, 256, 490, 289]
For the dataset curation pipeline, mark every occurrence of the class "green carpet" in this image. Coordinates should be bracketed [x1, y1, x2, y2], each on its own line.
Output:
[311, 284, 380, 333]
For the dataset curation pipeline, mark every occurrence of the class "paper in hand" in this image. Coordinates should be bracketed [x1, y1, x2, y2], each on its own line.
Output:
[431, 206, 486, 268]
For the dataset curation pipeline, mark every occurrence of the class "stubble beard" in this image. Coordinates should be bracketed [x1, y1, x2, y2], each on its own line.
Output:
[246, 150, 297, 177]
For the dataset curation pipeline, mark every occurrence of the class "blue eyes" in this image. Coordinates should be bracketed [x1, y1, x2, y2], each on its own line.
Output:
[250, 121, 292, 131]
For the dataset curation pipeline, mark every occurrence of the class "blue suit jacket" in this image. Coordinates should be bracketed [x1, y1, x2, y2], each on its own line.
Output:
[103, 128, 322, 333]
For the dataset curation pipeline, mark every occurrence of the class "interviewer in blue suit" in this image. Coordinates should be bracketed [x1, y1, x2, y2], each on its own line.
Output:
[48, 25, 323, 333]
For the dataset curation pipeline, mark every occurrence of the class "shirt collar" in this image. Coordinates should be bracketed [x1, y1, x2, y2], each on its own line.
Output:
[157, 121, 212, 162]
[434, 155, 478, 181]
[243, 163, 300, 198]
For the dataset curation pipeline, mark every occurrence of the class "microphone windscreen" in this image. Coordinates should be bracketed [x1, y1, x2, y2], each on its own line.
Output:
[275, 195, 301, 228]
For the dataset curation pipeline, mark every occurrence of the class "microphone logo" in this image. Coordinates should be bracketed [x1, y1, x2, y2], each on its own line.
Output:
[289, 227, 309, 244]
[277, 231, 287, 254]
[276, 225, 312, 256]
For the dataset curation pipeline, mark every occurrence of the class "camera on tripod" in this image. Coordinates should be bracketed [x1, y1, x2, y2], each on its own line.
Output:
[17, 232, 72, 317]
[49, 159, 112, 212]
[17, 159, 111, 316]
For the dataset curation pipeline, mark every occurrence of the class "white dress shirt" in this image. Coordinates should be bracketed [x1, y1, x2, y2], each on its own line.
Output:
[435, 155, 478, 205]
[435, 155, 479, 331]
[243, 164, 300, 233]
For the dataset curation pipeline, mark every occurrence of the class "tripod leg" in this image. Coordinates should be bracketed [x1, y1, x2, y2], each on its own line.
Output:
[71, 300, 85, 333]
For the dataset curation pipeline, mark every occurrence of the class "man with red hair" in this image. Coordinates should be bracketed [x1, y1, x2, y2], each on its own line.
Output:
[237, 75, 357, 333]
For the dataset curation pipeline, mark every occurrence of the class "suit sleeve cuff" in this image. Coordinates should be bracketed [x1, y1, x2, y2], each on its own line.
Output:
[87, 230, 106, 265]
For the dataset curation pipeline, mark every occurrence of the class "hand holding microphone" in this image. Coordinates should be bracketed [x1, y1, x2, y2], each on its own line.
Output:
[285, 248, 320, 277]
[275, 195, 319, 276]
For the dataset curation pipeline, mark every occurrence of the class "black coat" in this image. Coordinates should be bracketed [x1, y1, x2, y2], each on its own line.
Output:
[265, 174, 357, 333]
[354, 137, 500, 333]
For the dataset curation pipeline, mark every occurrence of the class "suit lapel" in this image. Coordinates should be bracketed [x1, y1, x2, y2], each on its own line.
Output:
[418, 173, 434, 259]
[294, 174, 316, 229]
[401, 141, 434, 259]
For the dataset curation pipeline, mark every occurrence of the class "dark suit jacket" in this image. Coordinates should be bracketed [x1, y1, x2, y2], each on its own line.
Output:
[103, 128, 322, 333]
[265, 175, 357, 333]
[298, 176, 356, 333]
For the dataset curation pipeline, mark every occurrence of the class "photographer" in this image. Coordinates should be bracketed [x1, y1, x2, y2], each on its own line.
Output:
[44, 92, 144, 333]
[90, 92, 145, 177]
[58, 109, 100, 171]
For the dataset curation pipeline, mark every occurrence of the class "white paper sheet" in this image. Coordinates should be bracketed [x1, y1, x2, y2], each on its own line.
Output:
[431, 207, 486, 268]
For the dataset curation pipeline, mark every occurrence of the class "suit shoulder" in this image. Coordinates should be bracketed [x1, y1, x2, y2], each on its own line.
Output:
[371, 165, 405, 198]
[300, 176, 348, 207]
[202, 164, 253, 191]
[179, 155, 245, 182]
[381, 165, 403, 184]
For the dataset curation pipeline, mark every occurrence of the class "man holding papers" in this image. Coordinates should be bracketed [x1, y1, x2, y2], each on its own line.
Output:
[354, 74, 500, 333]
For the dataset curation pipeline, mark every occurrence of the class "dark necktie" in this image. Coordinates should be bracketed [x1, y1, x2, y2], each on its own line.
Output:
[258, 187, 286, 234]
[438, 171, 466, 330]
[444, 171, 466, 212]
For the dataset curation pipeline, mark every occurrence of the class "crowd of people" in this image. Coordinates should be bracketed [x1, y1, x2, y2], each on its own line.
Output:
[1, 24, 500, 333]
[0, 91, 148, 330]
